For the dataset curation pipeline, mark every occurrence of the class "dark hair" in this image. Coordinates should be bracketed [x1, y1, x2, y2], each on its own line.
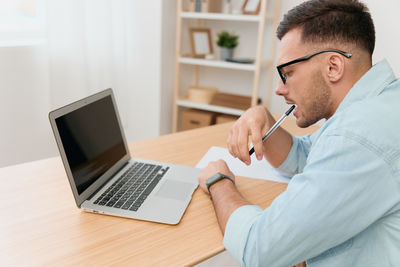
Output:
[277, 0, 375, 55]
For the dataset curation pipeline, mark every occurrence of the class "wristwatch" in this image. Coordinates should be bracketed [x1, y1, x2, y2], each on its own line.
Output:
[206, 172, 235, 195]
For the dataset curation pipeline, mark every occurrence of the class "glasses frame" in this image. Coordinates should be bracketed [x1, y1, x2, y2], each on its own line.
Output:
[277, 49, 352, 84]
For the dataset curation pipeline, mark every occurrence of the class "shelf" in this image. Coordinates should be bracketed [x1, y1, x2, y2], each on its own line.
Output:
[179, 57, 273, 71]
[0, 38, 47, 47]
[179, 57, 256, 71]
[177, 98, 245, 116]
[181, 12, 274, 21]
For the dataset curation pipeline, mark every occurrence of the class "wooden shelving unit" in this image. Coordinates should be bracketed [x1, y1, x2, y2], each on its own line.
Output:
[181, 11, 272, 21]
[172, 0, 281, 132]
[177, 97, 245, 116]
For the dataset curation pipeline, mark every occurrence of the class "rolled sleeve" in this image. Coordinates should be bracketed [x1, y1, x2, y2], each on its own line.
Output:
[276, 134, 313, 176]
[223, 205, 263, 265]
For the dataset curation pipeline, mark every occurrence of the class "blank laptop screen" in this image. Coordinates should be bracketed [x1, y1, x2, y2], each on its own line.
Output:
[55, 95, 126, 194]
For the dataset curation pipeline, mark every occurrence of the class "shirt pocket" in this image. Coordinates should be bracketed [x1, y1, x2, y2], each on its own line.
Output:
[307, 237, 354, 264]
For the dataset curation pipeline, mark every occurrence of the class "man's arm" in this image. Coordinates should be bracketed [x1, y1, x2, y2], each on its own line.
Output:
[197, 160, 250, 233]
[209, 179, 249, 233]
[201, 134, 399, 266]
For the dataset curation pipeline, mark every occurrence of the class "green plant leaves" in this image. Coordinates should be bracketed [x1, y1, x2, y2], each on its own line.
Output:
[216, 31, 239, 49]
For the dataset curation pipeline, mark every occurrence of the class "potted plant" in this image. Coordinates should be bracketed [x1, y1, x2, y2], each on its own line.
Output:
[216, 30, 239, 60]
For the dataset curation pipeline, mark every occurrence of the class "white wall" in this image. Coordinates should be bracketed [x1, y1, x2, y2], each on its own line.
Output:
[0, 46, 54, 166]
[126, 1, 163, 140]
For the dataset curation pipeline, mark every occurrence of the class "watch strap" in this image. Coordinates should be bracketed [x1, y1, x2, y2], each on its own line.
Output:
[206, 172, 235, 195]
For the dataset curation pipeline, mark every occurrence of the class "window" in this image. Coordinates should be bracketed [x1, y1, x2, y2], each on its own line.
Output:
[0, 0, 45, 45]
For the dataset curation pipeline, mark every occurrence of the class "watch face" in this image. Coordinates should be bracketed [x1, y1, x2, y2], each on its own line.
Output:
[206, 173, 222, 189]
[206, 173, 218, 185]
[206, 173, 234, 196]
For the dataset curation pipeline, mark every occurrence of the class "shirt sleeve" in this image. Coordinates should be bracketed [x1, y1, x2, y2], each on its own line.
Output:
[275, 133, 314, 177]
[223, 131, 399, 266]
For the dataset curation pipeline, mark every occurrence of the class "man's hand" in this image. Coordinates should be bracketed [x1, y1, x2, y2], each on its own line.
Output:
[198, 159, 235, 194]
[228, 105, 274, 165]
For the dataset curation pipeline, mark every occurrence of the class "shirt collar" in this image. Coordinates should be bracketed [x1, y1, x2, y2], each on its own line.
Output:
[336, 59, 396, 113]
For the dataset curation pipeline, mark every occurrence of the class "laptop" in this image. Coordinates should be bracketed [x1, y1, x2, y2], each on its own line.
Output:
[49, 88, 200, 225]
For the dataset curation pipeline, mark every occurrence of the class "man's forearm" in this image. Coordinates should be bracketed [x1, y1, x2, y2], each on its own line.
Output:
[209, 179, 251, 234]
[263, 109, 293, 167]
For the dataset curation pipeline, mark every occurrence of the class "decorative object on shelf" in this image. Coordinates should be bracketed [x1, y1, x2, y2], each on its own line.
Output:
[201, 0, 222, 13]
[195, 0, 201, 12]
[188, 85, 218, 104]
[242, 0, 261, 15]
[205, 54, 215, 60]
[216, 30, 239, 61]
[189, 0, 222, 13]
[189, 28, 213, 58]
[223, 0, 232, 14]
[232, 1, 242, 15]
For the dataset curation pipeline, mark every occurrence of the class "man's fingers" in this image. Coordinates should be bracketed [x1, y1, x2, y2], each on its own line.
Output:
[227, 132, 235, 157]
[238, 129, 251, 165]
[227, 106, 269, 165]
[251, 129, 264, 161]
[228, 125, 239, 158]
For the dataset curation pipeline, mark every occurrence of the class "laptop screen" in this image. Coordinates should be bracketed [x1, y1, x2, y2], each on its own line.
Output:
[55, 95, 127, 195]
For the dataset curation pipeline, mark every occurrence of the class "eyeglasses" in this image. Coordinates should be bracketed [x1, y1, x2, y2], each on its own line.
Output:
[276, 49, 352, 84]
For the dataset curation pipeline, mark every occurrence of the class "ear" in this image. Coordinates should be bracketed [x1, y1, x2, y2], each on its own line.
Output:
[325, 54, 345, 83]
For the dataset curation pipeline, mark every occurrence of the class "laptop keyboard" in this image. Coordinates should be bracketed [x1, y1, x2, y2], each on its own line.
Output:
[93, 162, 169, 211]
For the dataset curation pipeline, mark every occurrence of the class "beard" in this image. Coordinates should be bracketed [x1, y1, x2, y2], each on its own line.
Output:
[296, 70, 333, 128]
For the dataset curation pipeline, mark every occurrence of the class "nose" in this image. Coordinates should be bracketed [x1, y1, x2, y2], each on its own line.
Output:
[275, 80, 289, 96]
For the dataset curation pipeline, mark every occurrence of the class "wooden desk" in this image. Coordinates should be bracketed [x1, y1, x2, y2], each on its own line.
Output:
[0, 119, 318, 266]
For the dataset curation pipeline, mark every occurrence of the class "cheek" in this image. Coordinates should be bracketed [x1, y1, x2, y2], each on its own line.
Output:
[292, 86, 307, 105]
[295, 71, 319, 103]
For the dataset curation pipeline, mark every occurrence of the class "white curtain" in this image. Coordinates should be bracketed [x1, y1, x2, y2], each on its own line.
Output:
[0, 0, 170, 167]
[46, 0, 132, 127]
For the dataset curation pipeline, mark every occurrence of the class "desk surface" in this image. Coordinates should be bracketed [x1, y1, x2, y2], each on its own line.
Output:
[0, 119, 318, 266]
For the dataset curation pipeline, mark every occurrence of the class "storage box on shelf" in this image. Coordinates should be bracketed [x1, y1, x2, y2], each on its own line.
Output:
[173, 0, 281, 132]
[180, 108, 238, 131]
[180, 109, 216, 131]
[188, 85, 218, 104]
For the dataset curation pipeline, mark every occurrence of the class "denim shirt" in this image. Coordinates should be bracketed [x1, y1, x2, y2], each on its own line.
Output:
[223, 60, 400, 267]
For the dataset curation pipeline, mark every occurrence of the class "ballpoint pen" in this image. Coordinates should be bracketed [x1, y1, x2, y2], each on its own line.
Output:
[249, 105, 296, 156]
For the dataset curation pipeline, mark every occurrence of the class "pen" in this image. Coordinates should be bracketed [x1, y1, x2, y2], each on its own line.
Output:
[249, 105, 296, 156]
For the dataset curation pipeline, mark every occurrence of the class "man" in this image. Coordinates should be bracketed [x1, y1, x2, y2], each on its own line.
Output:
[198, 0, 400, 266]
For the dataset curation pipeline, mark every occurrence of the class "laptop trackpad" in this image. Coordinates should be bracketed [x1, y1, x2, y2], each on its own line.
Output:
[156, 180, 193, 201]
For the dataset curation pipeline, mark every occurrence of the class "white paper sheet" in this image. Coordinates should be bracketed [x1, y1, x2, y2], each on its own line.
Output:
[196, 146, 290, 183]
